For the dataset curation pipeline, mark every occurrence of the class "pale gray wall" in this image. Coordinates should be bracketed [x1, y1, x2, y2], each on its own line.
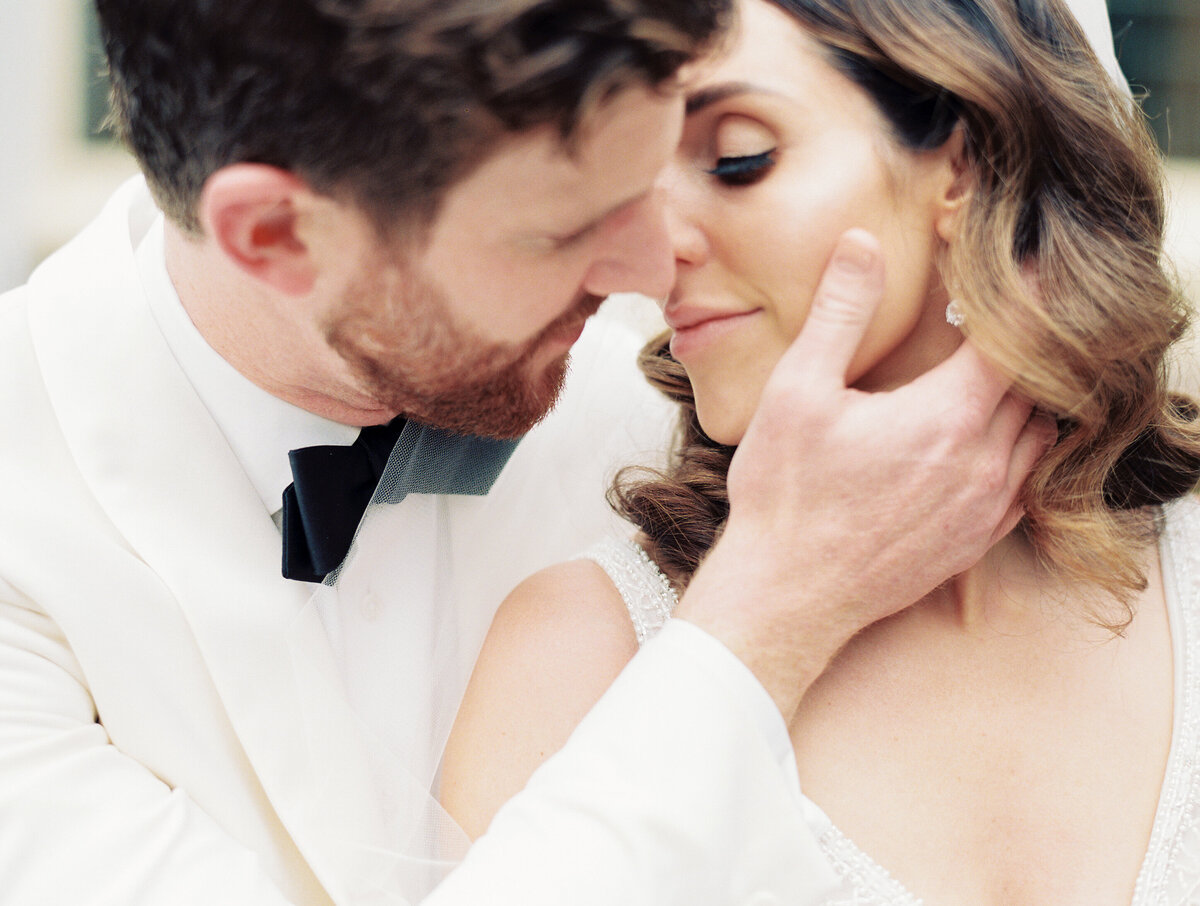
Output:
[0, 2, 137, 295]
[0, 6, 46, 292]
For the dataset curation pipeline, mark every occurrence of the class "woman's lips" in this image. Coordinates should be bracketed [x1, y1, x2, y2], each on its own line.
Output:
[666, 307, 759, 360]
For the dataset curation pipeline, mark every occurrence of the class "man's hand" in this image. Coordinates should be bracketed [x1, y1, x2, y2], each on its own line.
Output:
[675, 229, 1055, 723]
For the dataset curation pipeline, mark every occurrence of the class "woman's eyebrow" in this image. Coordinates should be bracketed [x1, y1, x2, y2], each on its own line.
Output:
[685, 81, 782, 115]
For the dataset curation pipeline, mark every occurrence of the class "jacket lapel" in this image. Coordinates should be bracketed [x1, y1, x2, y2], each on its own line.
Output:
[26, 180, 407, 904]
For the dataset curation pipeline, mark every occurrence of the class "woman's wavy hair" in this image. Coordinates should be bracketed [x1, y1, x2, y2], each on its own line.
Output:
[614, 0, 1200, 624]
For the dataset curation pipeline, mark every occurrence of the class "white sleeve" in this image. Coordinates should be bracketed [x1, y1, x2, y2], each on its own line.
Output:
[2, 556, 826, 906]
[425, 619, 841, 906]
[0, 588, 298, 906]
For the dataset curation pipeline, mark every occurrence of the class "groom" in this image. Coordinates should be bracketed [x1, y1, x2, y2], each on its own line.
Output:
[0, 0, 1119, 904]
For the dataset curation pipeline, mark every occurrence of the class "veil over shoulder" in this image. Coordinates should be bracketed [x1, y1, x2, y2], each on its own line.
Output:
[288, 306, 677, 900]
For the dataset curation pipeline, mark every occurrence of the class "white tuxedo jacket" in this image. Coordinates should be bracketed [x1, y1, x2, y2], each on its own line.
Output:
[0, 181, 834, 905]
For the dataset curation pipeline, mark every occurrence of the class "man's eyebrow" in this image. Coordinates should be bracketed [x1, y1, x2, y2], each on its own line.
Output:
[685, 81, 767, 115]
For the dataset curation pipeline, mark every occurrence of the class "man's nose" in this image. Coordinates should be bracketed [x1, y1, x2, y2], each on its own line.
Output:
[581, 189, 676, 302]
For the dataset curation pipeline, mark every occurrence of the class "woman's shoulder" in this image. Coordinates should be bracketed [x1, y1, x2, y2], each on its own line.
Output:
[485, 554, 643, 665]
[484, 536, 678, 660]
[440, 554, 643, 838]
[465, 554, 643, 731]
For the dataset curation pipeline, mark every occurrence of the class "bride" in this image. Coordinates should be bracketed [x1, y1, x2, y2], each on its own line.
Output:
[440, 0, 1200, 902]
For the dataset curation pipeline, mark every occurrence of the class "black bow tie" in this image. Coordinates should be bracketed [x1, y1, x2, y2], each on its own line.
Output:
[281, 418, 520, 583]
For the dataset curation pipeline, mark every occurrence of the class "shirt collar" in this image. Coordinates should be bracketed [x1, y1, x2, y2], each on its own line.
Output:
[135, 214, 359, 517]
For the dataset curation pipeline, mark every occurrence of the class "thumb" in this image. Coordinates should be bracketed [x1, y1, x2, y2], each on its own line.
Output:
[777, 228, 885, 390]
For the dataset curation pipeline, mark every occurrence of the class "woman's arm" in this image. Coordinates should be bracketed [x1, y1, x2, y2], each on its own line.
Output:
[440, 559, 640, 840]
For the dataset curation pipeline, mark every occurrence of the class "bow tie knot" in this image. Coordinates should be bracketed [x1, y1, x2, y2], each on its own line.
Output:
[282, 418, 519, 583]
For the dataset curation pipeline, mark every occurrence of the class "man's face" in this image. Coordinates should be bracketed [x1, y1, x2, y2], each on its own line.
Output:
[326, 84, 684, 437]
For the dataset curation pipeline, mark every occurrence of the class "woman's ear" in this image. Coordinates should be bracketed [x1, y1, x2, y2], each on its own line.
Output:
[197, 164, 318, 295]
[933, 125, 972, 243]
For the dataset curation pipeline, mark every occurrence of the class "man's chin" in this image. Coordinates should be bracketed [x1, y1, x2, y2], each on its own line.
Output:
[462, 352, 572, 439]
[372, 349, 571, 439]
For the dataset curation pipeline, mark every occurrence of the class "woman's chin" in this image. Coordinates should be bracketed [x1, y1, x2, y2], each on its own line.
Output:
[695, 408, 748, 448]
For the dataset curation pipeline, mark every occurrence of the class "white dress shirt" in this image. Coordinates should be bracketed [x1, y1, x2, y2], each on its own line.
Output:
[135, 214, 359, 524]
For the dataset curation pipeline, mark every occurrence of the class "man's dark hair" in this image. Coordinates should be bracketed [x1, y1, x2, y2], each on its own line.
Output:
[95, 0, 730, 234]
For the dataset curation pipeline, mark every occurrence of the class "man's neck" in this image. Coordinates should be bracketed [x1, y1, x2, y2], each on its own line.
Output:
[163, 222, 393, 427]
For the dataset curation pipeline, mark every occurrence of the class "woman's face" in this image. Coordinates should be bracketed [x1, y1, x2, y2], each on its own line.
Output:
[663, 0, 966, 444]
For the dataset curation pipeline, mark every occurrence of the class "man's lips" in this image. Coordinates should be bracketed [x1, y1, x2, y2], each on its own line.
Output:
[541, 294, 604, 346]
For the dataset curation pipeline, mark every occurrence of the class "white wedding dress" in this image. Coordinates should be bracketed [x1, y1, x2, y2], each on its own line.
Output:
[582, 496, 1200, 905]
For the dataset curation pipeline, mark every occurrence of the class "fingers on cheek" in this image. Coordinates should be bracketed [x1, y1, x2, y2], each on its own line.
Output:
[755, 375, 839, 440]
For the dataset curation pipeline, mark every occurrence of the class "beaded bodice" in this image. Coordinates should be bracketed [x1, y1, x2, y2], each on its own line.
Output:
[581, 497, 1200, 905]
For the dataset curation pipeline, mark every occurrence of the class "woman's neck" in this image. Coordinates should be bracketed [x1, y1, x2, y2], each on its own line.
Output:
[928, 528, 1137, 642]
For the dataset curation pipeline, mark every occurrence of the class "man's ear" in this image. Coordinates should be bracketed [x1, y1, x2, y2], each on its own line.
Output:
[933, 125, 972, 243]
[198, 164, 318, 295]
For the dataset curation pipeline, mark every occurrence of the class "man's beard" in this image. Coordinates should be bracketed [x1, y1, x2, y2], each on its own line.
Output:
[326, 264, 602, 439]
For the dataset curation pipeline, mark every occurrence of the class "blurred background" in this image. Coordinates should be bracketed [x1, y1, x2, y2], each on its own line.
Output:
[1, 1, 1197, 350]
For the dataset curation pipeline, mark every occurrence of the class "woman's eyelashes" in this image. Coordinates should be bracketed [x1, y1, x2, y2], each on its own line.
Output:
[708, 150, 776, 186]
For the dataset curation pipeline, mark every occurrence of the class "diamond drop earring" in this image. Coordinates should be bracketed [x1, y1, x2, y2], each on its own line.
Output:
[945, 299, 965, 328]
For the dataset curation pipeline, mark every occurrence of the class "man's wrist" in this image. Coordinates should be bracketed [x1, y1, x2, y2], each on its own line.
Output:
[673, 531, 848, 724]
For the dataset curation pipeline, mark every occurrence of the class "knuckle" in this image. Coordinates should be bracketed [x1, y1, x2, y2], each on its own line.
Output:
[809, 290, 872, 330]
[966, 459, 1005, 504]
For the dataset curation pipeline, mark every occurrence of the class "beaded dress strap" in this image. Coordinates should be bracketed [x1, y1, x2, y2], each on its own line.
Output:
[579, 536, 679, 645]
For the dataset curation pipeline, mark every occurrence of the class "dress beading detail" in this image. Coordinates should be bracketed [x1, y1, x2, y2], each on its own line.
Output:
[580, 536, 678, 644]
[814, 822, 926, 905]
[1131, 498, 1200, 905]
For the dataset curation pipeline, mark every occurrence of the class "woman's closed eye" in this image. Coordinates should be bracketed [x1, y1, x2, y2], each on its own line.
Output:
[708, 150, 776, 187]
